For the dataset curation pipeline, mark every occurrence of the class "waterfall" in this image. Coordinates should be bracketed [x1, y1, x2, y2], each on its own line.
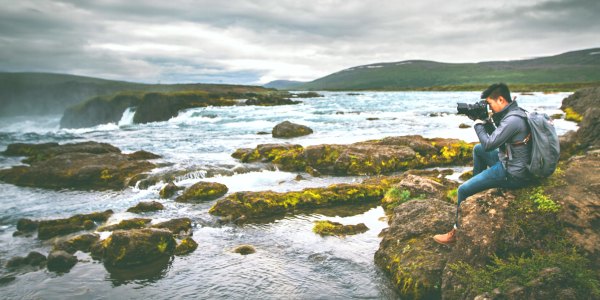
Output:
[118, 107, 136, 126]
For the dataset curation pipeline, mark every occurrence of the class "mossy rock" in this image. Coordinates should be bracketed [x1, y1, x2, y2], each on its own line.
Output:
[312, 220, 368, 236]
[231, 135, 474, 176]
[16, 218, 39, 232]
[159, 182, 181, 199]
[92, 228, 176, 268]
[97, 218, 152, 232]
[151, 218, 193, 236]
[209, 183, 386, 222]
[175, 182, 228, 202]
[36, 210, 114, 240]
[233, 245, 256, 255]
[53, 233, 100, 254]
[5, 251, 47, 269]
[47, 250, 77, 272]
[272, 121, 313, 138]
[174, 237, 198, 256]
[127, 201, 165, 213]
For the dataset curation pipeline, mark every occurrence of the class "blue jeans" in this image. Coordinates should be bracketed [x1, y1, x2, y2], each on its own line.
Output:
[454, 144, 528, 227]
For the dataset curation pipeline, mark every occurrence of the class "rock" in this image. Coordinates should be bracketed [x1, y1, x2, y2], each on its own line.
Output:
[312, 220, 368, 236]
[293, 92, 322, 98]
[381, 174, 457, 212]
[0, 142, 157, 190]
[92, 228, 176, 267]
[0, 276, 16, 285]
[245, 94, 300, 106]
[47, 250, 77, 272]
[98, 218, 152, 232]
[60, 93, 142, 128]
[175, 182, 228, 202]
[152, 218, 193, 236]
[576, 107, 600, 149]
[459, 123, 471, 128]
[209, 183, 386, 222]
[560, 86, 600, 117]
[16, 218, 38, 232]
[25, 251, 47, 266]
[375, 199, 455, 299]
[256, 131, 270, 135]
[174, 237, 198, 255]
[127, 201, 165, 213]
[550, 113, 564, 119]
[54, 233, 100, 254]
[36, 210, 113, 240]
[459, 170, 473, 181]
[272, 121, 313, 138]
[128, 150, 161, 160]
[159, 182, 182, 199]
[5, 256, 26, 268]
[366, 117, 380, 121]
[231, 135, 474, 176]
[233, 245, 256, 255]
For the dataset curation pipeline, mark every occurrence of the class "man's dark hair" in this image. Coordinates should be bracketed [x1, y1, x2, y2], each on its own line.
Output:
[481, 83, 512, 102]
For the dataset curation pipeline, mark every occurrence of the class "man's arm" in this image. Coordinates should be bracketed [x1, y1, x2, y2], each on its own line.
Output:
[474, 116, 520, 151]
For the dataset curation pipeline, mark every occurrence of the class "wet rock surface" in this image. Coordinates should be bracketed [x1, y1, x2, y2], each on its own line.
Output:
[98, 218, 152, 231]
[272, 121, 314, 138]
[0, 142, 157, 190]
[175, 182, 228, 203]
[174, 237, 198, 256]
[91, 228, 176, 268]
[127, 201, 165, 213]
[35, 210, 113, 240]
[53, 233, 100, 254]
[47, 250, 77, 272]
[232, 135, 473, 176]
[375, 199, 455, 299]
[312, 220, 368, 236]
[233, 245, 256, 255]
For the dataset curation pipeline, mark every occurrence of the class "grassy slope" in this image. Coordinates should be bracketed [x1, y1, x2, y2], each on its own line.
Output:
[299, 48, 600, 91]
[0, 72, 272, 116]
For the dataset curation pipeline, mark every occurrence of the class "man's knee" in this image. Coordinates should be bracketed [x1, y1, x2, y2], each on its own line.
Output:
[473, 143, 483, 156]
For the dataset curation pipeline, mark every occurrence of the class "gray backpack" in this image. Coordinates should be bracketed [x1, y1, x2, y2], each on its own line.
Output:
[509, 109, 561, 178]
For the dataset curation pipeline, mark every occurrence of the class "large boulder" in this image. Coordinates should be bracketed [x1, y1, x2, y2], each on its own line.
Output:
[91, 228, 176, 268]
[375, 199, 455, 299]
[0, 142, 157, 190]
[231, 135, 474, 176]
[175, 182, 228, 203]
[272, 121, 313, 138]
[35, 210, 113, 240]
[209, 183, 386, 222]
[53, 233, 100, 254]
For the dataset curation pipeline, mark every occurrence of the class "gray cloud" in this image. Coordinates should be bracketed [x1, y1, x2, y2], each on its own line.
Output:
[0, 0, 598, 84]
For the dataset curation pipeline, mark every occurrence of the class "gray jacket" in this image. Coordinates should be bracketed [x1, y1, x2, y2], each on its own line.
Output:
[474, 101, 531, 180]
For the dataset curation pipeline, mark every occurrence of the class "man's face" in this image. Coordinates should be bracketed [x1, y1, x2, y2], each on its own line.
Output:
[486, 96, 508, 113]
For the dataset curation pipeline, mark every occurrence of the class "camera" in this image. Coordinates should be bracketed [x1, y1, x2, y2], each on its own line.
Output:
[457, 100, 489, 121]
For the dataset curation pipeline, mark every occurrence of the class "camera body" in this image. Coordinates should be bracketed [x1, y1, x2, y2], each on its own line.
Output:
[457, 100, 488, 121]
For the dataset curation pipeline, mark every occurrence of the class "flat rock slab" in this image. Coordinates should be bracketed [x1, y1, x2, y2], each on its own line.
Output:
[0, 141, 158, 190]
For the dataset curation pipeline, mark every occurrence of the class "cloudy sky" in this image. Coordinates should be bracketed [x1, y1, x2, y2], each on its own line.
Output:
[0, 0, 598, 85]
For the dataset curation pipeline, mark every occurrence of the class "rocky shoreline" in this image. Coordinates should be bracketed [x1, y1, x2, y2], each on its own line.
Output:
[1, 87, 599, 298]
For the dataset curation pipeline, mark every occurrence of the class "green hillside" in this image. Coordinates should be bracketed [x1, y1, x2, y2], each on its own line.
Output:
[0, 72, 272, 116]
[299, 48, 600, 91]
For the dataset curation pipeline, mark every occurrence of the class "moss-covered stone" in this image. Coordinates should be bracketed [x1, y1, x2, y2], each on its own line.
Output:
[209, 183, 386, 222]
[312, 220, 368, 236]
[174, 237, 198, 255]
[230, 135, 474, 176]
[127, 201, 165, 213]
[159, 182, 181, 199]
[97, 218, 152, 232]
[272, 121, 313, 138]
[53, 233, 100, 254]
[175, 182, 228, 203]
[0, 142, 157, 190]
[36, 210, 114, 240]
[233, 245, 256, 255]
[151, 218, 193, 236]
[16, 218, 39, 232]
[91, 228, 176, 268]
[47, 250, 77, 272]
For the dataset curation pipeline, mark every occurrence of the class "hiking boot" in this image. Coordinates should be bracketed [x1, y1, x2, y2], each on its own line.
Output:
[433, 228, 456, 244]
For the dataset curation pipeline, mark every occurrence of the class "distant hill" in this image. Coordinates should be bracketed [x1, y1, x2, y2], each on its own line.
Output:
[0, 72, 273, 116]
[298, 48, 600, 91]
[263, 80, 306, 90]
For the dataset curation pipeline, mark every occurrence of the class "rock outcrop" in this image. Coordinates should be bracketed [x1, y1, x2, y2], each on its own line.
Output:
[175, 182, 228, 203]
[0, 142, 157, 190]
[91, 228, 176, 268]
[232, 135, 474, 176]
[272, 121, 314, 138]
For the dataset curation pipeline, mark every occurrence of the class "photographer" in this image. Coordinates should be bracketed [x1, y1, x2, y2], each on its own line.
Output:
[433, 83, 532, 245]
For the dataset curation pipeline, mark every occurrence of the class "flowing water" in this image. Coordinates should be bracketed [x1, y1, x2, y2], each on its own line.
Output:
[0, 91, 576, 299]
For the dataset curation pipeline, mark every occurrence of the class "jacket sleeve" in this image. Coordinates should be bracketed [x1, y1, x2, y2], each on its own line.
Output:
[474, 116, 520, 151]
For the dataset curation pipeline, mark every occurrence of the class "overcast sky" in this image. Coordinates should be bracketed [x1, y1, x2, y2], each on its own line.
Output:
[0, 0, 598, 85]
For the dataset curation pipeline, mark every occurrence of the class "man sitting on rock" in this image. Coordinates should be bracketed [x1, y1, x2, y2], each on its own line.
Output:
[434, 83, 532, 244]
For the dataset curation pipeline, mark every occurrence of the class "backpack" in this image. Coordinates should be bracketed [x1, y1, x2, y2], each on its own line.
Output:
[508, 109, 560, 178]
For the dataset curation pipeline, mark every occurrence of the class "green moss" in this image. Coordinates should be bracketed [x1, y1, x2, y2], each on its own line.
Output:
[446, 188, 458, 203]
[382, 188, 412, 211]
[157, 239, 168, 253]
[529, 187, 560, 213]
[564, 107, 583, 122]
[449, 248, 600, 298]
